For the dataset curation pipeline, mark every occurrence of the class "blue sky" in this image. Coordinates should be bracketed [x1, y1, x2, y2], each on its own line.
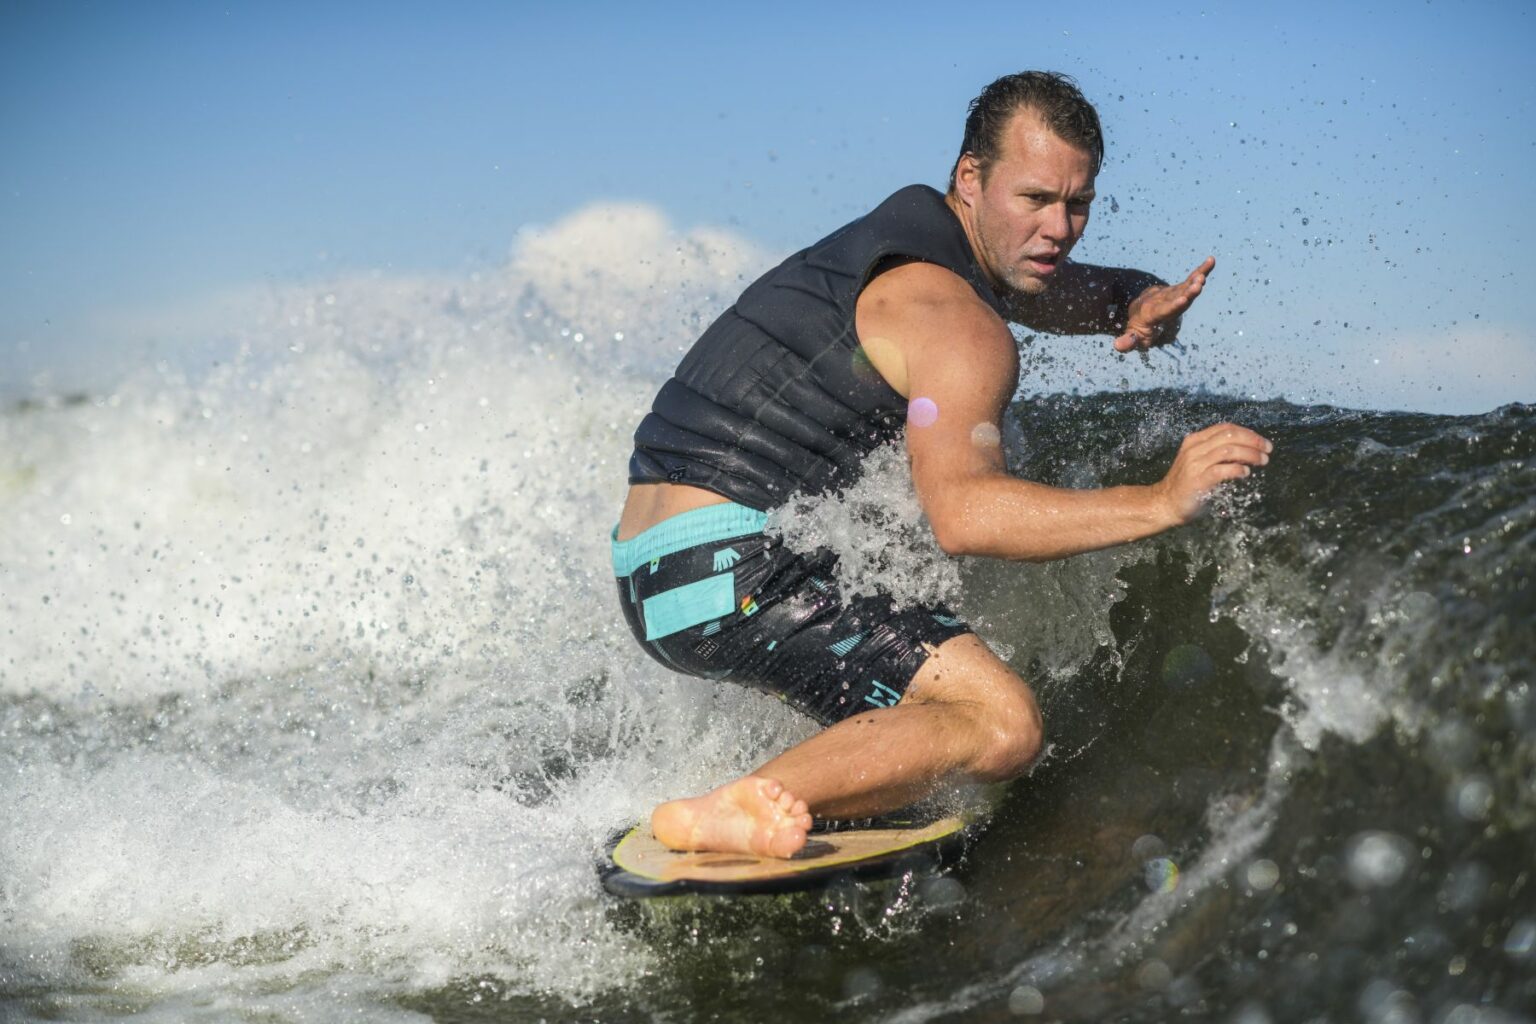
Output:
[3, 0, 1533, 410]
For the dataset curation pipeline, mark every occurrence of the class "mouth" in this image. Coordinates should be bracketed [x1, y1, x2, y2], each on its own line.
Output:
[1023, 252, 1061, 275]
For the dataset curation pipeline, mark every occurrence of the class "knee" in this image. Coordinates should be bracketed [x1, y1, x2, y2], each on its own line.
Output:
[969, 687, 1044, 782]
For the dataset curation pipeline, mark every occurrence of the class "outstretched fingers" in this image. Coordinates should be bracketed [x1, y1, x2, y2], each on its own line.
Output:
[1184, 256, 1216, 293]
[1115, 258, 1215, 352]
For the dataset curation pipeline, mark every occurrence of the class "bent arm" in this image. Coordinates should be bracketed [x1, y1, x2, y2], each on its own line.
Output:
[1013, 260, 1166, 336]
[906, 332, 1178, 561]
[861, 263, 1268, 563]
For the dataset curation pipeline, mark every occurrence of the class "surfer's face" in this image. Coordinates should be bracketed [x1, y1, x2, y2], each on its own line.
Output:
[955, 113, 1096, 297]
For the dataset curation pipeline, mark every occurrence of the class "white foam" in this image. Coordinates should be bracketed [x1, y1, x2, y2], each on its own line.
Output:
[0, 202, 808, 1012]
[767, 443, 962, 610]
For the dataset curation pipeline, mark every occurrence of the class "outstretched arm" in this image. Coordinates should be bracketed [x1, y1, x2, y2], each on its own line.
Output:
[1019, 256, 1216, 353]
[858, 262, 1267, 563]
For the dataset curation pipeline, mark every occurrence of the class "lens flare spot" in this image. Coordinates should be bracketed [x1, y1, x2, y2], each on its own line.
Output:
[854, 336, 899, 386]
[1144, 856, 1180, 893]
[908, 397, 939, 428]
[1161, 644, 1215, 688]
[970, 422, 1002, 447]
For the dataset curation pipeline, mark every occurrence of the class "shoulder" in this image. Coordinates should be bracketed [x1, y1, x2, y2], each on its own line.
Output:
[856, 260, 1017, 398]
[860, 260, 1012, 351]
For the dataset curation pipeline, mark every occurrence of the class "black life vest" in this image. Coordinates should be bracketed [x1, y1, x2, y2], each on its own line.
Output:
[628, 184, 1007, 511]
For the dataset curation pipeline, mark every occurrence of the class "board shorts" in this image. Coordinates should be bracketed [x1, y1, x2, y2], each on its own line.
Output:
[612, 502, 972, 725]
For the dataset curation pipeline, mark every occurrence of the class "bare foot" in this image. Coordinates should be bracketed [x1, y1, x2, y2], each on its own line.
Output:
[651, 776, 813, 858]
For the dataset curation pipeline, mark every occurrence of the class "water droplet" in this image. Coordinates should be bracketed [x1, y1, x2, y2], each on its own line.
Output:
[1454, 776, 1494, 821]
[1136, 959, 1172, 991]
[907, 397, 939, 428]
[919, 876, 966, 907]
[842, 966, 881, 1001]
[1345, 831, 1413, 889]
[1504, 919, 1536, 959]
[1132, 834, 1166, 861]
[1246, 859, 1280, 891]
[1008, 985, 1045, 1015]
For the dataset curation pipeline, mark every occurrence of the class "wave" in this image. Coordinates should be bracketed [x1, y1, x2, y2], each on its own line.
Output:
[2, 204, 1531, 1021]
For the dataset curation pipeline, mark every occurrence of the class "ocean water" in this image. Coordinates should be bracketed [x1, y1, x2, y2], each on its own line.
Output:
[2, 207, 1533, 1022]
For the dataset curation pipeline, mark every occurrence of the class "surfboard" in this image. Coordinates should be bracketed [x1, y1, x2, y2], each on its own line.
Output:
[599, 810, 982, 898]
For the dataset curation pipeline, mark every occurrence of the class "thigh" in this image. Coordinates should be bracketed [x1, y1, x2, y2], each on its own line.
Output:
[740, 582, 973, 724]
[902, 633, 1038, 713]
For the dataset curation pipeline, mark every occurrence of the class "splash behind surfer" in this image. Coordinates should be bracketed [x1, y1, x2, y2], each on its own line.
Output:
[612, 71, 1272, 858]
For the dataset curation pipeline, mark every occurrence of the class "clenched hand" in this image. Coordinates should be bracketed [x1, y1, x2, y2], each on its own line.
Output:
[1151, 421, 1272, 525]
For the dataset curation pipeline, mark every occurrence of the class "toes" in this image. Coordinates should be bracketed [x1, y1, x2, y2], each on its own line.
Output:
[790, 798, 808, 816]
[775, 789, 797, 813]
[767, 827, 807, 859]
[757, 777, 784, 800]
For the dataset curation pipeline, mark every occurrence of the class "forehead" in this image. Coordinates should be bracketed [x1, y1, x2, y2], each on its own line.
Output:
[990, 111, 1096, 182]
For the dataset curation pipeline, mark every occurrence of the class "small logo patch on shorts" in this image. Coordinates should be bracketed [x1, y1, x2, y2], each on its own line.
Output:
[863, 680, 902, 708]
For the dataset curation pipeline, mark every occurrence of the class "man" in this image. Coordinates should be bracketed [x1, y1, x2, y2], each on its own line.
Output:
[612, 72, 1271, 858]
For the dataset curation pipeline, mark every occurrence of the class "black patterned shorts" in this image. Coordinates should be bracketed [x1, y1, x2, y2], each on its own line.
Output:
[612, 502, 972, 725]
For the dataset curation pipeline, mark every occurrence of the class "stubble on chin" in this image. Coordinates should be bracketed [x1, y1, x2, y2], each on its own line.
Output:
[997, 266, 1050, 305]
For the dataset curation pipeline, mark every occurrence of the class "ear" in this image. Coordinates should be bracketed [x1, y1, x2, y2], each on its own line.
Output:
[953, 153, 984, 207]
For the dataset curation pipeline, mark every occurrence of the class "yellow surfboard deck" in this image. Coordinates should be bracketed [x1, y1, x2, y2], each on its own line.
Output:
[600, 813, 978, 897]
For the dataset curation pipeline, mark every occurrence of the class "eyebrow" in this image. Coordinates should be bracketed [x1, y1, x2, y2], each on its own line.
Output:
[1020, 185, 1096, 202]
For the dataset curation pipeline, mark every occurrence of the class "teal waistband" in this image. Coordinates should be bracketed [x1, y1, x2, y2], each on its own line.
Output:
[611, 502, 769, 577]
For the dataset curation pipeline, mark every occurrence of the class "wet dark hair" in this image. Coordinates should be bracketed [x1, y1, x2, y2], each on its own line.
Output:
[948, 71, 1104, 192]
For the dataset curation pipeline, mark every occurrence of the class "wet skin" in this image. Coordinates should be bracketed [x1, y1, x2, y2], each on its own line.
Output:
[630, 112, 1270, 858]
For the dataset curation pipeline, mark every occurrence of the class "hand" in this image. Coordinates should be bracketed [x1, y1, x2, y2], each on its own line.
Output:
[1113, 256, 1216, 353]
[1151, 422, 1272, 525]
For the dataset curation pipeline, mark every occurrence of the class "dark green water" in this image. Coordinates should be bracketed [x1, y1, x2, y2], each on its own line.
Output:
[405, 394, 1534, 1022]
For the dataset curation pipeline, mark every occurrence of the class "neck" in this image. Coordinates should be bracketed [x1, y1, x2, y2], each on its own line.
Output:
[944, 189, 1005, 296]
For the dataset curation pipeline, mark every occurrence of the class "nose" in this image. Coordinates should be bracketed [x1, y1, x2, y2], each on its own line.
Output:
[1040, 202, 1071, 244]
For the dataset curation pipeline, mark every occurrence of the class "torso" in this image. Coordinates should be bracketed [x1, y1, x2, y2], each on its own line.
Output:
[617, 257, 1005, 542]
[621, 185, 1008, 532]
[615, 483, 731, 541]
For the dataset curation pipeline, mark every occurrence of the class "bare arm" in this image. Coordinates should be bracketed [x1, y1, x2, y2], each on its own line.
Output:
[857, 262, 1269, 562]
